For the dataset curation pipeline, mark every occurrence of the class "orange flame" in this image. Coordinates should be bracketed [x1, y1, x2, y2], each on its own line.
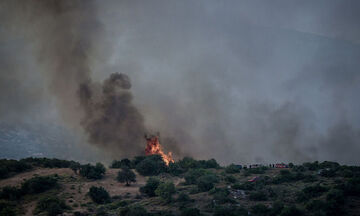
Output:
[145, 135, 174, 166]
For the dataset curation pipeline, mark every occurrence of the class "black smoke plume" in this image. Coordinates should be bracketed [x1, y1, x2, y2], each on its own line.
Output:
[78, 73, 146, 156]
[0, 0, 148, 157]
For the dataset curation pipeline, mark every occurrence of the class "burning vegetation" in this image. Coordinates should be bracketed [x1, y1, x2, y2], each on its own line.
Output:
[145, 134, 174, 165]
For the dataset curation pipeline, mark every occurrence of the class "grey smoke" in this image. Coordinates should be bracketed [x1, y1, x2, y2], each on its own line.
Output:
[1, 0, 360, 164]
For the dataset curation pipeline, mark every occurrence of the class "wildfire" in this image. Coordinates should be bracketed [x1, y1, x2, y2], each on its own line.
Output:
[145, 134, 174, 165]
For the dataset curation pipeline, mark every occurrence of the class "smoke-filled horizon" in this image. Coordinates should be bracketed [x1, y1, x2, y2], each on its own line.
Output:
[1, 0, 360, 165]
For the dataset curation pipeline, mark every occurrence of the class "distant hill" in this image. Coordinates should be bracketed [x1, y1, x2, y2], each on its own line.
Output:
[0, 122, 103, 163]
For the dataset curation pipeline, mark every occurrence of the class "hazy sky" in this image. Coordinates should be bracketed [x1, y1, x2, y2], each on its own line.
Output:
[1, 0, 360, 164]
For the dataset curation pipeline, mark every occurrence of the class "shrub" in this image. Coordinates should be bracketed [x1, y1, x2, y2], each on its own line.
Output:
[224, 175, 237, 183]
[167, 162, 184, 176]
[292, 165, 305, 172]
[21, 175, 58, 194]
[0, 159, 32, 179]
[203, 159, 220, 169]
[0, 186, 22, 200]
[140, 177, 161, 197]
[249, 190, 268, 201]
[35, 195, 68, 216]
[279, 205, 303, 216]
[214, 206, 248, 216]
[178, 157, 200, 170]
[270, 201, 284, 216]
[251, 204, 270, 216]
[344, 177, 360, 196]
[320, 169, 337, 178]
[197, 174, 218, 192]
[88, 186, 110, 204]
[177, 192, 191, 203]
[232, 182, 255, 191]
[305, 200, 326, 211]
[211, 188, 233, 204]
[180, 208, 201, 216]
[303, 161, 319, 171]
[135, 155, 166, 176]
[155, 182, 176, 202]
[225, 164, 241, 174]
[184, 169, 207, 185]
[117, 168, 136, 186]
[0, 200, 16, 216]
[325, 189, 346, 216]
[79, 163, 106, 180]
[245, 167, 266, 175]
[302, 184, 328, 198]
[119, 205, 148, 216]
[111, 159, 132, 169]
[319, 161, 340, 169]
[273, 170, 304, 184]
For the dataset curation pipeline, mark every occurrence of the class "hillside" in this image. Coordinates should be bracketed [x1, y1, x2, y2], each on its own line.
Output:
[0, 157, 360, 216]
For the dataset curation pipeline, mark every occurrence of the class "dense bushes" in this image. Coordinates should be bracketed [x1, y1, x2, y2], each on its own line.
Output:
[155, 182, 176, 202]
[135, 155, 166, 176]
[177, 192, 191, 203]
[0, 175, 58, 202]
[117, 167, 136, 186]
[178, 157, 219, 170]
[184, 169, 207, 185]
[0, 200, 16, 216]
[0, 186, 22, 200]
[21, 175, 58, 194]
[180, 208, 201, 216]
[0, 159, 32, 179]
[297, 184, 328, 202]
[249, 190, 268, 201]
[210, 188, 234, 204]
[272, 170, 308, 184]
[213, 206, 248, 216]
[183, 168, 218, 191]
[35, 195, 68, 216]
[197, 174, 218, 192]
[88, 186, 110, 204]
[110, 159, 132, 169]
[79, 163, 106, 180]
[140, 177, 161, 197]
[225, 164, 241, 174]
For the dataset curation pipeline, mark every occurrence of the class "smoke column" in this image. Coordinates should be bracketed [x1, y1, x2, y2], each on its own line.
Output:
[1, 0, 360, 164]
[0, 0, 147, 157]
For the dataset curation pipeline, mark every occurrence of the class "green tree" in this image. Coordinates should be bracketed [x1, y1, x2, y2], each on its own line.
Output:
[135, 155, 166, 176]
[140, 177, 161, 197]
[155, 182, 176, 202]
[117, 167, 136, 186]
[79, 163, 106, 180]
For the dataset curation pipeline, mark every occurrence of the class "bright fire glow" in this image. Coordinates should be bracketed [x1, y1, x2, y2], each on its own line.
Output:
[145, 135, 174, 165]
